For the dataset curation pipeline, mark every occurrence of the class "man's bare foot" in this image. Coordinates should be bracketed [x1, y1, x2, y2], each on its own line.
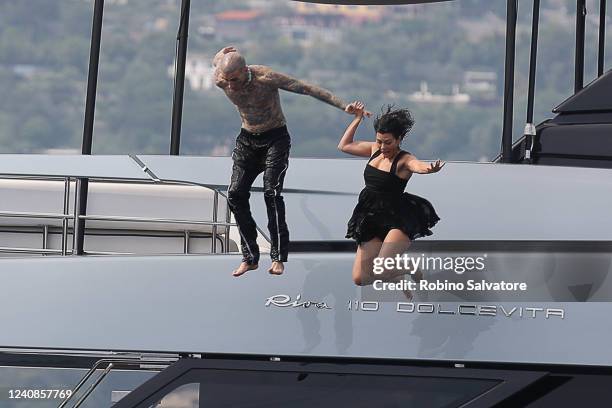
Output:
[232, 262, 258, 277]
[410, 268, 424, 283]
[268, 261, 284, 275]
[403, 288, 414, 301]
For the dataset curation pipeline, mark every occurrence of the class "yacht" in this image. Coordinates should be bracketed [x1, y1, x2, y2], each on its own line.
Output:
[1, 1, 612, 407]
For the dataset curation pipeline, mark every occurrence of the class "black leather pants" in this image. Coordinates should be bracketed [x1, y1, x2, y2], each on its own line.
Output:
[227, 126, 291, 264]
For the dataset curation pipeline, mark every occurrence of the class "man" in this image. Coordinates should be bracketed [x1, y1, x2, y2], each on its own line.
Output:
[213, 46, 367, 277]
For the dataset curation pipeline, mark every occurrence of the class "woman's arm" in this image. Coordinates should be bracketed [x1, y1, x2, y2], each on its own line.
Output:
[406, 156, 445, 174]
[337, 101, 375, 157]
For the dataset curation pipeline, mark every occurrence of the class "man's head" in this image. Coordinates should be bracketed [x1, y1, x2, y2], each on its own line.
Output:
[219, 52, 249, 91]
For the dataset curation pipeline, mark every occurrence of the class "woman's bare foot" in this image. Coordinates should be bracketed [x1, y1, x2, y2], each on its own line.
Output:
[232, 262, 258, 277]
[268, 261, 284, 275]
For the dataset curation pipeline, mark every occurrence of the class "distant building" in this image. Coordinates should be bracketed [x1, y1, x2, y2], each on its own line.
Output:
[144, 17, 170, 32]
[290, 2, 384, 27]
[386, 4, 427, 19]
[192, 15, 217, 41]
[463, 71, 497, 101]
[278, 2, 384, 45]
[195, 25, 216, 41]
[291, 2, 384, 21]
[214, 10, 264, 40]
[277, 18, 341, 46]
[405, 82, 470, 104]
[168, 54, 214, 92]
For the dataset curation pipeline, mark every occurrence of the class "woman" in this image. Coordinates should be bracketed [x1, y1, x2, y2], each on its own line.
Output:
[338, 102, 443, 287]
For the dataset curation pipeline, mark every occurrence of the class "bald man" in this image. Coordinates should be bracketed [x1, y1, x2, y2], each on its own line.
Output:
[213, 46, 362, 277]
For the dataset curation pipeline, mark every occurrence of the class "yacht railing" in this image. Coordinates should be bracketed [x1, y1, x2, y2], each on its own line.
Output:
[0, 173, 270, 256]
[57, 356, 176, 408]
[0, 347, 178, 408]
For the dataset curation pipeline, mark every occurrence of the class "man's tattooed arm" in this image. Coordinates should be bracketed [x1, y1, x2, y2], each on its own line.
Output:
[264, 69, 347, 111]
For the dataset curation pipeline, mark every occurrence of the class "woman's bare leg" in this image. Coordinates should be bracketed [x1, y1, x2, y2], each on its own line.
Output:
[352, 238, 383, 286]
[376, 229, 412, 280]
[376, 229, 421, 300]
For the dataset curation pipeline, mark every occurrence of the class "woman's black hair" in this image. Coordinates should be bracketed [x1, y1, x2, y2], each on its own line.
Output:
[373, 105, 414, 140]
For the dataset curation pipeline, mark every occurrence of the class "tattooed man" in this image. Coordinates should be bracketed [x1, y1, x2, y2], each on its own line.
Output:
[214, 46, 365, 277]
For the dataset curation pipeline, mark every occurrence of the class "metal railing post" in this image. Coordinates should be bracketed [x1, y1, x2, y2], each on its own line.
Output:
[212, 191, 218, 253]
[71, 363, 114, 408]
[58, 357, 174, 408]
[225, 195, 231, 252]
[170, 0, 191, 155]
[575, 0, 586, 92]
[184, 230, 190, 254]
[501, 0, 518, 163]
[62, 177, 71, 255]
[598, 0, 607, 77]
[72, 179, 82, 256]
[42, 225, 49, 255]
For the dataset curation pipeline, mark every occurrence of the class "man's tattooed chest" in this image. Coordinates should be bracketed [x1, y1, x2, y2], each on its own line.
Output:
[226, 85, 275, 109]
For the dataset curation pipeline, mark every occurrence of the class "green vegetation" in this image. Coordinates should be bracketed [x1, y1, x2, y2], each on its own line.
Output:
[0, 0, 610, 160]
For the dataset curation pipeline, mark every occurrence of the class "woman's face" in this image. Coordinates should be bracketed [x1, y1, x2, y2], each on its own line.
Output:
[375, 132, 401, 158]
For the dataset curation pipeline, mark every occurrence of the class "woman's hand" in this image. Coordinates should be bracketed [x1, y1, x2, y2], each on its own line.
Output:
[220, 46, 237, 55]
[426, 160, 445, 173]
[338, 101, 375, 157]
[406, 157, 446, 174]
[345, 101, 371, 118]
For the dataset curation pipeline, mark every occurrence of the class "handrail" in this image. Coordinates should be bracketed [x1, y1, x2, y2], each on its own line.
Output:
[0, 172, 272, 256]
[0, 211, 72, 219]
[0, 209, 238, 253]
[79, 214, 237, 227]
[0, 247, 64, 254]
[57, 357, 176, 408]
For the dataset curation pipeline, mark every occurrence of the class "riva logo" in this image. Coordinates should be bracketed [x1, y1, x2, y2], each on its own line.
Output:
[265, 294, 332, 309]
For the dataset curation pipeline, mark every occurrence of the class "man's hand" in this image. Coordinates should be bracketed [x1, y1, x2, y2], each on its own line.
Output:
[345, 101, 372, 117]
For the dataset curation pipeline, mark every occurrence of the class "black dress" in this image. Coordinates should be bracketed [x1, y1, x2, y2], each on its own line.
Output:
[346, 149, 440, 245]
